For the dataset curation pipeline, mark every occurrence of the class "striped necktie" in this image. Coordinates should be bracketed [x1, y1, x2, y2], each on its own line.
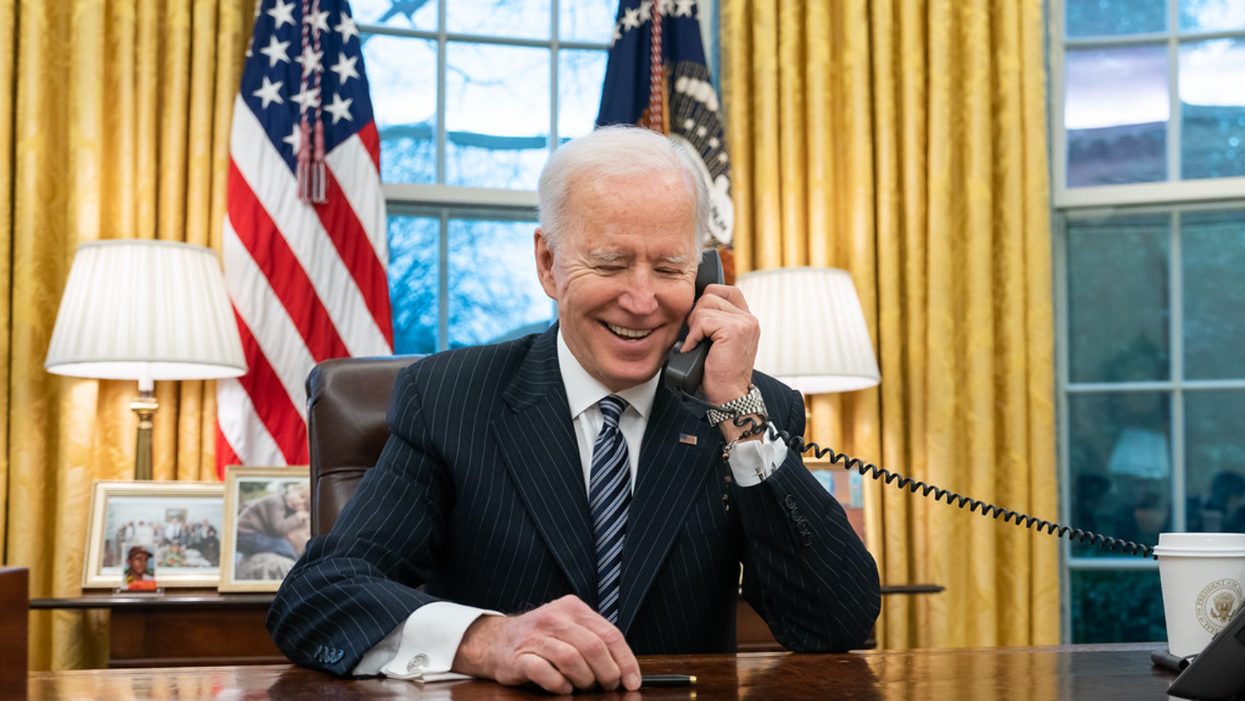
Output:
[589, 395, 630, 624]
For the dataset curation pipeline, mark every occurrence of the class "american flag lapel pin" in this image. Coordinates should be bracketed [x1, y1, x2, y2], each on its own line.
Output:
[679, 433, 698, 446]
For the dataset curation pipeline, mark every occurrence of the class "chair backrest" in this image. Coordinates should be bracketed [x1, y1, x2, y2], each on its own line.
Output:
[0, 566, 28, 696]
[305, 355, 421, 536]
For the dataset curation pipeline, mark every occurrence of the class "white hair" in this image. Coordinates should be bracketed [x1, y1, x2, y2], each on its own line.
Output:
[537, 125, 710, 254]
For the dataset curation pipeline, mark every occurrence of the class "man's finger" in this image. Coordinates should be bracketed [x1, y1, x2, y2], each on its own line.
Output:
[552, 622, 624, 690]
[516, 652, 573, 695]
[531, 635, 598, 691]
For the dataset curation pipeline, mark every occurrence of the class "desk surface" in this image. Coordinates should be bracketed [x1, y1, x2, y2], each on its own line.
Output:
[28, 644, 1176, 701]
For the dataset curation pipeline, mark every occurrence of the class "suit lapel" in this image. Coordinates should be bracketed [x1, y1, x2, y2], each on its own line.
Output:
[616, 387, 719, 634]
[491, 327, 598, 608]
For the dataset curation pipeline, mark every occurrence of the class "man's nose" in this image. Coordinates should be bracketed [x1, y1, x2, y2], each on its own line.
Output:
[617, 272, 659, 315]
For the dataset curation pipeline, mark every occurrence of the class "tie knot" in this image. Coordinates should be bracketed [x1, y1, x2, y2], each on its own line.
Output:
[599, 395, 627, 427]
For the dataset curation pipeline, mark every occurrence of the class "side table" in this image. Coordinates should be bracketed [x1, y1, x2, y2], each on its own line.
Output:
[29, 590, 282, 668]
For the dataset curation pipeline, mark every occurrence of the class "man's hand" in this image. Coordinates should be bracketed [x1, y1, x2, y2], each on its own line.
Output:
[451, 594, 641, 694]
[679, 283, 760, 403]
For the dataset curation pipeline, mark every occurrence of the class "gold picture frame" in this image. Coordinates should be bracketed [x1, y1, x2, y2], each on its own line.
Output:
[219, 466, 311, 593]
[83, 480, 226, 589]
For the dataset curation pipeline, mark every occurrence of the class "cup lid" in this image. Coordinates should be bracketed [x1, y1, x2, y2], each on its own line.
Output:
[1158, 532, 1245, 549]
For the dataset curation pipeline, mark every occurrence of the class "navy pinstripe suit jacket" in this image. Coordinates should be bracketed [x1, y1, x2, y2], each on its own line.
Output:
[267, 326, 880, 675]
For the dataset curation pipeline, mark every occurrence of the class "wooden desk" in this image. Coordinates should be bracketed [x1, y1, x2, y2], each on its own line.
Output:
[27, 645, 1177, 700]
[31, 585, 941, 667]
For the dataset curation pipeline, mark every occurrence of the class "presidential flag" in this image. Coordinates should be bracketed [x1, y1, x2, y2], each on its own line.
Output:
[218, 0, 393, 475]
[597, 0, 733, 246]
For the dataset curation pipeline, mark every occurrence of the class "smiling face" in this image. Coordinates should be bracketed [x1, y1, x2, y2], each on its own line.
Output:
[536, 171, 699, 392]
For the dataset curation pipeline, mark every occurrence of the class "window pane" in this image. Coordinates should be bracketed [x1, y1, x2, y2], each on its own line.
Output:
[1180, 39, 1245, 179]
[447, 219, 553, 348]
[1069, 392, 1172, 557]
[448, 0, 551, 39]
[388, 215, 440, 354]
[1180, 0, 1245, 32]
[559, 49, 609, 141]
[1186, 390, 1245, 533]
[1066, 46, 1169, 187]
[1070, 569, 1166, 643]
[445, 43, 550, 189]
[1184, 210, 1245, 378]
[1066, 214, 1170, 383]
[352, 0, 437, 31]
[365, 35, 437, 184]
[1065, 0, 1166, 38]
[561, 0, 621, 43]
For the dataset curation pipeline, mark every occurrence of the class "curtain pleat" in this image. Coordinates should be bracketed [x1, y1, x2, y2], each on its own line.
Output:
[722, 0, 1058, 648]
[3, 0, 250, 669]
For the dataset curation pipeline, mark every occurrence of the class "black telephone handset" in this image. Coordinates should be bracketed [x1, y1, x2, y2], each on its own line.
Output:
[665, 249, 1157, 562]
[662, 249, 724, 398]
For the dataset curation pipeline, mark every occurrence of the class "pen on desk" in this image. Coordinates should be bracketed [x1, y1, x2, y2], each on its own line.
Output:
[641, 674, 696, 687]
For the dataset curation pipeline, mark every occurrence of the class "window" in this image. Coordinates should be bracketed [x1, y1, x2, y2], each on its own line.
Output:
[355, 0, 619, 353]
[1053, 0, 1245, 643]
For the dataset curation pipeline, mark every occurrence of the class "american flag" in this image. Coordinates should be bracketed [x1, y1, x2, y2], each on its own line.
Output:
[218, 0, 393, 475]
[597, 0, 733, 246]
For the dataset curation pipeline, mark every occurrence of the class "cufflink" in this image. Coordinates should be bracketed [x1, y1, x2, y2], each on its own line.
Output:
[407, 652, 429, 674]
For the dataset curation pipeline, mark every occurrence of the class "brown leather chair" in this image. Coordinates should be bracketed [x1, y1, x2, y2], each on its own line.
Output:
[305, 355, 421, 536]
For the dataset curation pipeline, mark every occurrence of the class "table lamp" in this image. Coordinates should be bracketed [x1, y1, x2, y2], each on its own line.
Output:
[734, 267, 881, 393]
[44, 240, 247, 480]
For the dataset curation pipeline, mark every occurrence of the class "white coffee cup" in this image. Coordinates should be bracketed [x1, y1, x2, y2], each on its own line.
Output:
[1153, 532, 1245, 657]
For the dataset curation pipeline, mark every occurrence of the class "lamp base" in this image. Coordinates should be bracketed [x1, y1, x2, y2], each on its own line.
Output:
[130, 391, 158, 480]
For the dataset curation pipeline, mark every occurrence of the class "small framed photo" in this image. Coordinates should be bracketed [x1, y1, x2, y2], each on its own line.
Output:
[219, 466, 311, 593]
[83, 481, 225, 589]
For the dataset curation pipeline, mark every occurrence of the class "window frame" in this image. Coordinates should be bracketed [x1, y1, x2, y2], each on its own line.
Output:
[1050, 0, 1245, 642]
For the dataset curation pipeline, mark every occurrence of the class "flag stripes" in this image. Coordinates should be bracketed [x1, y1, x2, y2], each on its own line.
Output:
[218, 0, 393, 476]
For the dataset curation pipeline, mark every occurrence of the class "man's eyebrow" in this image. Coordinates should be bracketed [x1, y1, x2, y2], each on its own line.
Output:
[588, 249, 628, 262]
[657, 254, 692, 266]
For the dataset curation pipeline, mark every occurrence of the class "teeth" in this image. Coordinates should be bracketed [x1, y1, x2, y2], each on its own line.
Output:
[607, 323, 651, 339]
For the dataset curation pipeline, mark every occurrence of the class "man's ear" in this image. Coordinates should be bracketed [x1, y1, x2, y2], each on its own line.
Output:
[534, 228, 558, 300]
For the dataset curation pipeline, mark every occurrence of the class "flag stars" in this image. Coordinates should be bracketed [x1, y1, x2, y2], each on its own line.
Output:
[282, 123, 301, 154]
[334, 12, 360, 43]
[675, 0, 696, 17]
[292, 81, 322, 113]
[718, 152, 728, 163]
[324, 93, 354, 124]
[297, 44, 324, 77]
[259, 34, 291, 67]
[252, 76, 284, 109]
[683, 118, 695, 130]
[330, 53, 359, 85]
[696, 125, 708, 137]
[267, 0, 296, 29]
[622, 6, 642, 30]
[639, 1, 651, 22]
[709, 136, 720, 148]
[306, 9, 330, 36]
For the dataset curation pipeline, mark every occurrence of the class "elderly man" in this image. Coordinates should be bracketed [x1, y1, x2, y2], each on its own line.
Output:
[268, 126, 880, 693]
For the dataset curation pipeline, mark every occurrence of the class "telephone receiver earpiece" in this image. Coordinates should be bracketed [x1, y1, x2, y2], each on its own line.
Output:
[663, 249, 725, 398]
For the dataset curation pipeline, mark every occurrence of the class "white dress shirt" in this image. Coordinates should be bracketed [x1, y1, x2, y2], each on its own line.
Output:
[352, 330, 787, 680]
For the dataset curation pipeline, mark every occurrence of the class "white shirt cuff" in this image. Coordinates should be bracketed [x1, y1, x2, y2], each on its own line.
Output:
[351, 601, 501, 681]
[726, 428, 789, 487]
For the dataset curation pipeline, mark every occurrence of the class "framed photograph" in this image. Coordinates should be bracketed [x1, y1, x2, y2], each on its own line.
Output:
[219, 466, 311, 593]
[83, 480, 226, 589]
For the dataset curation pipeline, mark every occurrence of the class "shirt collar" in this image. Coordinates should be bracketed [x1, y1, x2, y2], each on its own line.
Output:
[556, 329, 659, 421]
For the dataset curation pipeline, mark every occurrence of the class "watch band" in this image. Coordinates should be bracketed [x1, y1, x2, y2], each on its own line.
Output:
[706, 384, 768, 427]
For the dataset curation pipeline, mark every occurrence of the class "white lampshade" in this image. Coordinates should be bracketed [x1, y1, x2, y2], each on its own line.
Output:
[45, 240, 247, 385]
[736, 267, 881, 394]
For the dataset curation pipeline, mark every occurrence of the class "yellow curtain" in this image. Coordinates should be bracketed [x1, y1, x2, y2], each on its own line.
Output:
[2, 0, 251, 669]
[722, 0, 1058, 648]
